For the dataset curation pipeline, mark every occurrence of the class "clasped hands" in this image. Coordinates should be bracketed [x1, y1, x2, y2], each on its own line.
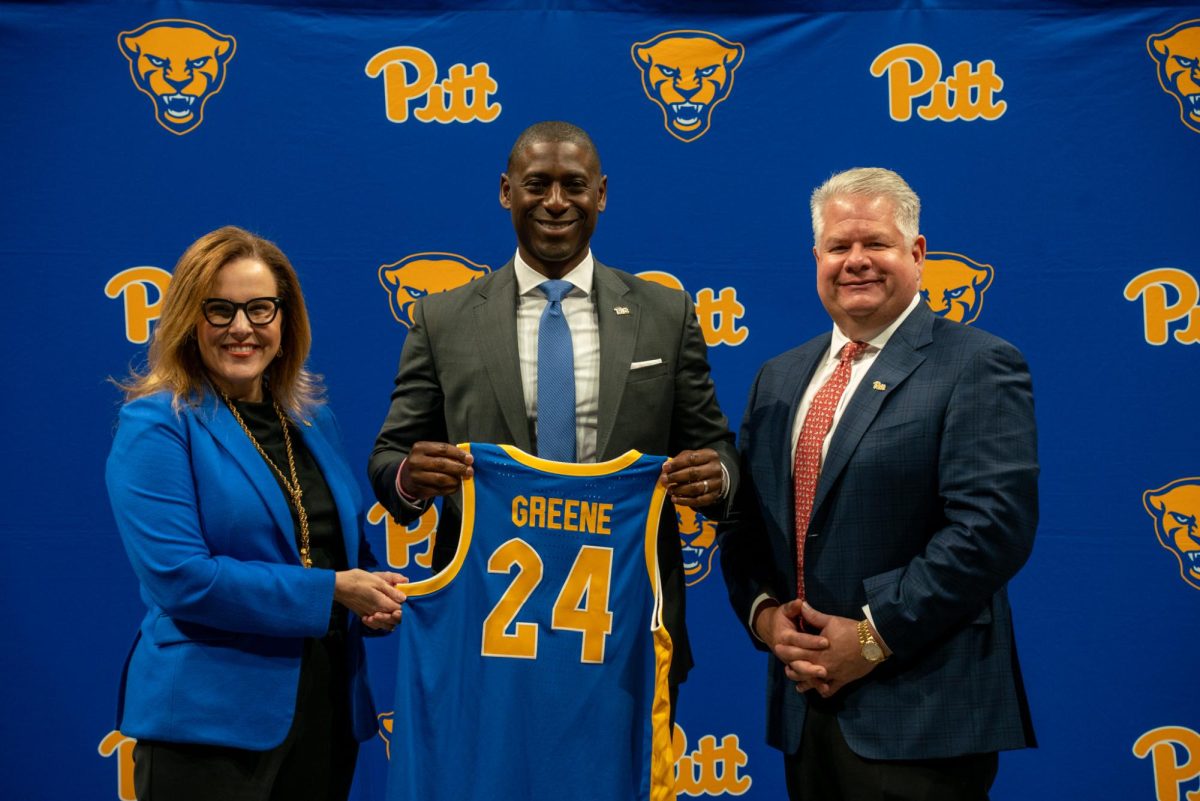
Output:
[756, 600, 880, 697]
[400, 441, 724, 507]
[334, 569, 408, 633]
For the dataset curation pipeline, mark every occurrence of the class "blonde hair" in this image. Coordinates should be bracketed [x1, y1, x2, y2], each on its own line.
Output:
[119, 226, 324, 417]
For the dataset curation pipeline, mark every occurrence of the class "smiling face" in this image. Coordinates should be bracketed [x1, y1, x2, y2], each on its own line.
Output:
[500, 140, 607, 278]
[813, 194, 926, 340]
[197, 257, 282, 402]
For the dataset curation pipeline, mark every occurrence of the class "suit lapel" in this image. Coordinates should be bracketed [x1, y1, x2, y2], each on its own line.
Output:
[593, 262, 637, 459]
[195, 395, 299, 559]
[473, 264, 533, 451]
[811, 305, 933, 520]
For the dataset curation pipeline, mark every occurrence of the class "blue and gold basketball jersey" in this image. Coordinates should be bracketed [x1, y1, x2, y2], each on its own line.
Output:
[386, 443, 675, 801]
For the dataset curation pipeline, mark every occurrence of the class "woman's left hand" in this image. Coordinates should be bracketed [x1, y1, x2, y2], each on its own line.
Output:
[335, 569, 408, 632]
[363, 571, 407, 632]
[362, 607, 403, 632]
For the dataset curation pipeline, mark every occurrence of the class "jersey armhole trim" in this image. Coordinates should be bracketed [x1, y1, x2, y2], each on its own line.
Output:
[394, 444, 477, 596]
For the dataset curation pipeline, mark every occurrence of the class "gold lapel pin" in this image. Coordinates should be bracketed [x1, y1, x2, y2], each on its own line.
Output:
[872, 380, 887, 391]
[613, 306, 631, 315]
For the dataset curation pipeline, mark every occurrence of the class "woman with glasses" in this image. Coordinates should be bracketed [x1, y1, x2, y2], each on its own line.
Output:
[107, 226, 406, 801]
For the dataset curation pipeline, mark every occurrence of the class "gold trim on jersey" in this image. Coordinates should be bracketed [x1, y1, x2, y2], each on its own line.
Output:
[642, 478, 676, 799]
[498, 443, 647, 475]
[393, 444, 479, 597]
[650, 624, 676, 800]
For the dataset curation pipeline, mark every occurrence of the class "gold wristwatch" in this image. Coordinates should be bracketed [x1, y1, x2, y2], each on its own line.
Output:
[857, 619, 887, 664]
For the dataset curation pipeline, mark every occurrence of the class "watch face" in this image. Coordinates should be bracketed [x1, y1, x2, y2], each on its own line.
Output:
[862, 642, 885, 663]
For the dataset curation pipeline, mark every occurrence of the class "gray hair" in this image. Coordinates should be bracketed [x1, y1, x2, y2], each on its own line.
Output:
[810, 167, 921, 245]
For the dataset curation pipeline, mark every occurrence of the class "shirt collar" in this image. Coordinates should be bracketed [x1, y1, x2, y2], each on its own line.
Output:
[514, 249, 594, 297]
[828, 293, 921, 362]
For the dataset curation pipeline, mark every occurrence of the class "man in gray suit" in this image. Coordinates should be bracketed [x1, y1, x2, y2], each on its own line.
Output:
[370, 121, 736, 692]
[719, 168, 1037, 799]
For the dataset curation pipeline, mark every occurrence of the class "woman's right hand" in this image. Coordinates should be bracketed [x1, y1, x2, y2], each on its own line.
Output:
[334, 569, 408, 631]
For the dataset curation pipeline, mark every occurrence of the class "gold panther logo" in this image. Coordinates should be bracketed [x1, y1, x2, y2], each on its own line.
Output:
[379, 253, 491, 328]
[632, 31, 744, 143]
[920, 252, 994, 325]
[676, 503, 718, 586]
[1144, 478, 1200, 590]
[118, 19, 236, 135]
[1149, 20, 1200, 133]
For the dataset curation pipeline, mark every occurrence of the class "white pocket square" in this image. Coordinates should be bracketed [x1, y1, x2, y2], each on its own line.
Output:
[630, 358, 663, 370]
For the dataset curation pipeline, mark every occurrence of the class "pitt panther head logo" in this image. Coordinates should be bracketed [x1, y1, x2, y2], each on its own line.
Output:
[632, 31, 744, 143]
[675, 503, 718, 586]
[1148, 20, 1200, 133]
[1143, 478, 1200, 591]
[379, 253, 491, 328]
[920, 252, 994, 325]
[119, 20, 236, 135]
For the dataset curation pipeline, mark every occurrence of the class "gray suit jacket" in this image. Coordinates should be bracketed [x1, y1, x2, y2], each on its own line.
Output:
[720, 303, 1038, 759]
[370, 259, 737, 682]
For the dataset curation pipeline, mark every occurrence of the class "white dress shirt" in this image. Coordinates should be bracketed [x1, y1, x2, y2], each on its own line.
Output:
[514, 251, 602, 462]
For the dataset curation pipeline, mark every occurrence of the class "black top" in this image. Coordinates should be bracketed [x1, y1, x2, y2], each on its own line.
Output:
[233, 393, 349, 631]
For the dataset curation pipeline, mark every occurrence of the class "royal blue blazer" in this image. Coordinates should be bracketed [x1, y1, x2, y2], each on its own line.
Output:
[106, 391, 380, 750]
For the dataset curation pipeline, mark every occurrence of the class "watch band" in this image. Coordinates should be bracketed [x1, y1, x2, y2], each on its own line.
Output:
[857, 619, 887, 663]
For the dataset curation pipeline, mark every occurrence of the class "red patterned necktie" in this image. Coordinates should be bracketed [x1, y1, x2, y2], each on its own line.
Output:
[794, 340, 869, 610]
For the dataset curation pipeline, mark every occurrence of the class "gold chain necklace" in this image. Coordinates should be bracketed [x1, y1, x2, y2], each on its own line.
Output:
[219, 390, 312, 568]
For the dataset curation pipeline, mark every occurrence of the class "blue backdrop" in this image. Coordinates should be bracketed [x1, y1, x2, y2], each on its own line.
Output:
[1, 1, 1197, 799]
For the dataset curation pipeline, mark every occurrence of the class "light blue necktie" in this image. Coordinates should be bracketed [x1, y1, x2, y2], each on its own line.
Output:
[536, 279, 576, 462]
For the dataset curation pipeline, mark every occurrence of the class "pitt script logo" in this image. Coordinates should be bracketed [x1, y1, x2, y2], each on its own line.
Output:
[870, 44, 1005, 122]
[106, 266, 172, 343]
[920, 252, 994, 325]
[365, 46, 500, 124]
[1148, 20, 1200, 134]
[637, 270, 748, 347]
[674, 724, 752, 796]
[1124, 268, 1200, 345]
[1133, 726, 1200, 801]
[1143, 478, 1200, 591]
[118, 20, 236, 135]
[98, 730, 136, 801]
[377, 714, 752, 796]
[368, 502, 438, 573]
[632, 31, 745, 143]
[676, 504, 719, 587]
[379, 253, 492, 328]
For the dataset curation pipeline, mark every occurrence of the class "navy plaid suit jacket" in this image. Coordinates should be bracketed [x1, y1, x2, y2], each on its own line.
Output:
[719, 302, 1038, 760]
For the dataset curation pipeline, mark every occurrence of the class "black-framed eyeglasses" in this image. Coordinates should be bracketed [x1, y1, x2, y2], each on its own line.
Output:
[201, 297, 283, 327]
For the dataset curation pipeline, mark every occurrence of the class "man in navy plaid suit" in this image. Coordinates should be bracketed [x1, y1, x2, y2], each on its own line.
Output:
[719, 168, 1038, 800]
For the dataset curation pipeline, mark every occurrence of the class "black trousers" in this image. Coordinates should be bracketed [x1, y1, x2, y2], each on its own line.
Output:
[785, 698, 999, 801]
[133, 631, 358, 801]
